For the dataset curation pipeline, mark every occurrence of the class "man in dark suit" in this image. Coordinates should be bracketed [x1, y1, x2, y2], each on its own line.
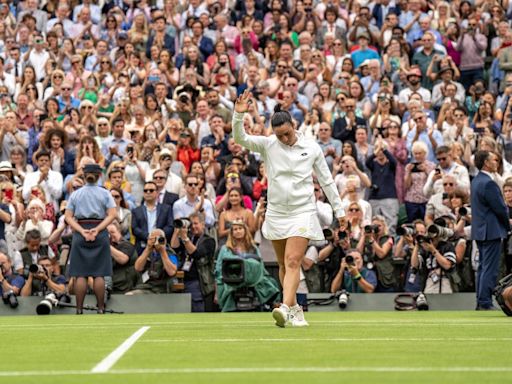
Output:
[132, 181, 174, 255]
[333, 97, 366, 143]
[471, 150, 510, 310]
[372, 1, 400, 29]
[152, 169, 179, 210]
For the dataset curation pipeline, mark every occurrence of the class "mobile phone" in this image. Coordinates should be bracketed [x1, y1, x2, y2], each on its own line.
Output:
[4, 189, 13, 201]
[277, 92, 283, 100]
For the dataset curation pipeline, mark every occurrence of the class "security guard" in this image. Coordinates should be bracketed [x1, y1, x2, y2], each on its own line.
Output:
[65, 164, 117, 314]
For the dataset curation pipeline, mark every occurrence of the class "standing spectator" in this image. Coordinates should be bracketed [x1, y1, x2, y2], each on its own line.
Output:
[173, 173, 216, 228]
[471, 151, 510, 310]
[456, 17, 488, 89]
[131, 181, 174, 254]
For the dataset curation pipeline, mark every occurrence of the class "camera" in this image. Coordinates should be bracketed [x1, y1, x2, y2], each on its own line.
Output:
[2, 289, 18, 308]
[29, 264, 47, 275]
[458, 207, 468, 217]
[337, 289, 350, 309]
[179, 94, 190, 103]
[416, 234, 430, 244]
[410, 162, 421, 173]
[364, 225, 379, 234]
[156, 236, 166, 245]
[36, 293, 71, 315]
[174, 218, 191, 229]
[397, 226, 415, 237]
[345, 255, 354, 265]
[416, 292, 429, 310]
[323, 228, 334, 241]
[427, 224, 454, 240]
[338, 231, 348, 240]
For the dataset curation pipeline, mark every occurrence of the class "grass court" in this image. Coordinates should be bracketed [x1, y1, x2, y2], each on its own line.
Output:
[1, 311, 511, 384]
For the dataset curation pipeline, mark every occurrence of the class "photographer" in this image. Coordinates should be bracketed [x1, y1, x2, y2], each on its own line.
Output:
[331, 249, 376, 293]
[0, 252, 24, 300]
[19, 229, 58, 276]
[394, 220, 427, 292]
[127, 229, 178, 295]
[357, 215, 396, 292]
[20, 256, 66, 297]
[411, 226, 457, 294]
[107, 221, 137, 294]
[170, 212, 216, 312]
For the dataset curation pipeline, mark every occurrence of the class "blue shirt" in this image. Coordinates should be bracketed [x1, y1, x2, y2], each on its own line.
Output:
[406, 129, 444, 163]
[57, 96, 80, 113]
[101, 136, 133, 165]
[145, 204, 158, 234]
[0, 273, 25, 296]
[173, 196, 215, 227]
[67, 184, 116, 219]
[343, 268, 377, 293]
[351, 49, 380, 69]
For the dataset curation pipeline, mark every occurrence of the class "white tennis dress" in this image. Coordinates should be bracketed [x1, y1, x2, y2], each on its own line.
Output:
[232, 111, 345, 240]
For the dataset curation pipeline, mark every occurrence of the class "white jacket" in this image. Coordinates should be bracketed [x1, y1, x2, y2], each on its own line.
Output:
[232, 112, 345, 218]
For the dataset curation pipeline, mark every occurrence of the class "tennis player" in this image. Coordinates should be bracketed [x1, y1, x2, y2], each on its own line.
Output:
[233, 90, 346, 327]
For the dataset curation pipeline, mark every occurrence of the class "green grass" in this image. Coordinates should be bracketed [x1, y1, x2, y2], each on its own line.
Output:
[1, 311, 512, 384]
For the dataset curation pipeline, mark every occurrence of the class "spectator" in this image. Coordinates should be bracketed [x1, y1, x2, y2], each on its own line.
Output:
[331, 249, 377, 293]
[456, 17, 487, 89]
[174, 173, 215, 228]
[131, 181, 174, 255]
[22, 150, 62, 210]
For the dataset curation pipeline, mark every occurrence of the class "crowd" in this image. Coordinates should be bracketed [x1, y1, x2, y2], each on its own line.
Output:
[1, 0, 512, 313]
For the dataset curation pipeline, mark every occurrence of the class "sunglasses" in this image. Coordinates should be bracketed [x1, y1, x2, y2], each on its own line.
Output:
[62, 87, 71, 91]
[53, 75, 63, 79]
[414, 116, 425, 122]
[143, 188, 156, 193]
[437, 157, 447, 161]
[98, 123, 108, 126]
[81, 106, 93, 109]
[349, 208, 360, 212]
[443, 182, 454, 187]
[111, 194, 121, 199]
[187, 183, 198, 187]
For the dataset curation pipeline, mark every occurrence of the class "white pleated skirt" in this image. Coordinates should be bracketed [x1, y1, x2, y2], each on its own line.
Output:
[262, 209, 324, 241]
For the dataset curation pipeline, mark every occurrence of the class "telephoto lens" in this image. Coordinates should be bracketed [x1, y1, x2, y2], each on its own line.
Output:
[345, 255, 354, 265]
[2, 290, 19, 308]
[458, 207, 468, 217]
[416, 293, 429, 311]
[338, 290, 350, 309]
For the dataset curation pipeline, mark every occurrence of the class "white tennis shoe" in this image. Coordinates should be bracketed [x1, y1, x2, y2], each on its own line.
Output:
[272, 304, 290, 327]
[289, 304, 309, 327]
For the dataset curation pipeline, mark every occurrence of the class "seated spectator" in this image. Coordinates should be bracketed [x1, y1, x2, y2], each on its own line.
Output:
[109, 187, 132, 241]
[170, 212, 217, 312]
[330, 249, 377, 293]
[126, 228, 178, 295]
[20, 255, 66, 297]
[214, 220, 280, 312]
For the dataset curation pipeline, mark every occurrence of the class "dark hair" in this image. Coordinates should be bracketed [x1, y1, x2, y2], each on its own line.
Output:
[271, 104, 292, 129]
[436, 145, 451, 156]
[35, 149, 51, 161]
[44, 128, 68, 149]
[25, 229, 42, 243]
[474, 150, 491, 170]
[226, 187, 245, 210]
[110, 186, 128, 209]
[144, 181, 157, 189]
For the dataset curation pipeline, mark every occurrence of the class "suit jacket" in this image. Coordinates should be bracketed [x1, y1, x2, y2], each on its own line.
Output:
[146, 33, 175, 58]
[316, 25, 345, 47]
[333, 116, 366, 143]
[471, 172, 510, 241]
[131, 203, 174, 254]
[161, 191, 179, 210]
[372, 5, 400, 29]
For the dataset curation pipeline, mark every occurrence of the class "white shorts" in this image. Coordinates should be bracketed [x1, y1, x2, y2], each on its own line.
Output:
[262, 210, 324, 241]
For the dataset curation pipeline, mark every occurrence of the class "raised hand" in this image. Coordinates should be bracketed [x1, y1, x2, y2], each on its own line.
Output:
[234, 90, 252, 113]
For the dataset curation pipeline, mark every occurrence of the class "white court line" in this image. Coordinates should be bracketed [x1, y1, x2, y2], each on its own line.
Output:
[140, 337, 512, 343]
[91, 326, 150, 373]
[1, 366, 512, 377]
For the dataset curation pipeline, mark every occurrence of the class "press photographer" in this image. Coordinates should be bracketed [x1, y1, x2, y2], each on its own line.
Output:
[107, 221, 137, 293]
[20, 256, 66, 297]
[331, 249, 377, 293]
[126, 229, 178, 295]
[356, 215, 396, 292]
[170, 212, 216, 312]
[411, 224, 457, 294]
[394, 220, 427, 292]
[0, 252, 24, 308]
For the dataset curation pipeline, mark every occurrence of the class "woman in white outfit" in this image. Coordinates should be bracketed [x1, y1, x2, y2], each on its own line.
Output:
[233, 91, 346, 327]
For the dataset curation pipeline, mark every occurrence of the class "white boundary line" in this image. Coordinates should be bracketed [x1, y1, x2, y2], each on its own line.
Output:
[140, 337, 512, 343]
[91, 326, 150, 373]
[1, 366, 512, 377]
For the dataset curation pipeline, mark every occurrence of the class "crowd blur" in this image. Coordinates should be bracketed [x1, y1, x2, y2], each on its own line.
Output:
[2, 0, 512, 312]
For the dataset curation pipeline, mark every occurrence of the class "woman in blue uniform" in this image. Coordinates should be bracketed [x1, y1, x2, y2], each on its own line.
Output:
[65, 164, 117, 314]
[233, 91, 346, 327]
